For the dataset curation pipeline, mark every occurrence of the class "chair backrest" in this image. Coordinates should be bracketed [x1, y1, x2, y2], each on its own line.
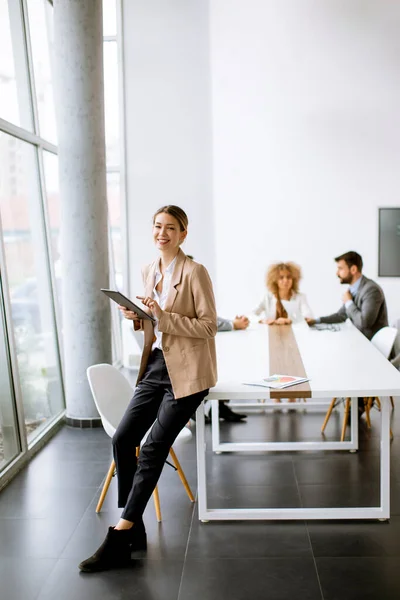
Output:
[370, 327, 398, 359]
[87, 364, 134, 438]
[132, 329, 144, 351]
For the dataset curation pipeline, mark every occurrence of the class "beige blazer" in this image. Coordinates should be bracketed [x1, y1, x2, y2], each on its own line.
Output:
[134, 249, 218, 399]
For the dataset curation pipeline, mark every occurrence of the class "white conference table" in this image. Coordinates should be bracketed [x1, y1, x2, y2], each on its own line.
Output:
[195, 322, 400, 521]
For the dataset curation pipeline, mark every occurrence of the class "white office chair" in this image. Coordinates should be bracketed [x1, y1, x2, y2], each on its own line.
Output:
[371, 326, 398, 359]
[87, 363, 194, 521]
[364, 327, 397, 422]
[321, 327, 397, 440]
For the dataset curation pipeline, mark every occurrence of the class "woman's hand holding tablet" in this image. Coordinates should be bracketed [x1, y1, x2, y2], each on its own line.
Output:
[101, 289, 156, 322]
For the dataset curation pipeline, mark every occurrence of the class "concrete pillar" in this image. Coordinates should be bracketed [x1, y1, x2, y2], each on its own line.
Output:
[53, 0, 111, 425]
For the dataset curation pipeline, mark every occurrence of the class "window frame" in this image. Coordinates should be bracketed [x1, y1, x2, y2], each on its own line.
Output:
[0, 0, 128, 484]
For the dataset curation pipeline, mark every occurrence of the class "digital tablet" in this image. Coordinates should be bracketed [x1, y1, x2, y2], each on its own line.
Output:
[101, 289, 155, 322]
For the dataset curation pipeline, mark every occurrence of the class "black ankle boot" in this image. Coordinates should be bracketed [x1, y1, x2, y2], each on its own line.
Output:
[219, 403, 247, 422]
[129, 520, 147, 552]
[79, 527, 134, 572]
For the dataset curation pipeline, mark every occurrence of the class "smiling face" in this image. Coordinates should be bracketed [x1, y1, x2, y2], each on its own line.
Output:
[277, 269, 293, 294]
[152, 212, 187, 252]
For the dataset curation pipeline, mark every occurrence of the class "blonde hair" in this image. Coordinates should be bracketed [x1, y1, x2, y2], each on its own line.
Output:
[153, 205, 188, 232]
[266, 262, 302, 319]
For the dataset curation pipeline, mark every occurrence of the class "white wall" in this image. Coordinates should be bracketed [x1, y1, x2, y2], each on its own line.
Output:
[122, 0, 214, 296]
[211, 0, 400, 322]
[122, 0, 400, 323]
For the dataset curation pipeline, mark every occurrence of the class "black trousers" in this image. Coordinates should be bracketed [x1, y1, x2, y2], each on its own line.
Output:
[112, 348, 208, 522]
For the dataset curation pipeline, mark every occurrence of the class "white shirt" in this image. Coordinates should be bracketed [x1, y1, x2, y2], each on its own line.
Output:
[152, 256, 177, 351]
[253, 291, 313, 323]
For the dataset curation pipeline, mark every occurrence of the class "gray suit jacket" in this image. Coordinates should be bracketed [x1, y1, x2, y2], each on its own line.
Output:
[320, 275, 388, 340]
[217, 316, 234, 332]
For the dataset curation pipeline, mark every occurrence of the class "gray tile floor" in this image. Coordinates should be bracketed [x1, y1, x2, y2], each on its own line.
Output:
[1, 403, 400, 600]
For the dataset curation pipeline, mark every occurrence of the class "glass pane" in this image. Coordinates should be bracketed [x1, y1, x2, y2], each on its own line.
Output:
[0, 133, 64, 443]
[0, 280, 20, 472]
[104, 41, 120, 166]
[42, 150, 63, 347]
[0, 0, 34, 129]
[103, 0, 117, 36]
[107, 172, 123, 362]
[27, 0, 57, 143]
[107, 172, 123, 290]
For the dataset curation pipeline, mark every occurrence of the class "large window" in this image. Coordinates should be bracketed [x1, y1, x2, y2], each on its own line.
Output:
[0, 281, 20, 471]
[103, 1, 125, 363]
[0, 0, 33, 130]
[0, 133, 64, 442]
[0, 0, 127, 482]
[27, 0, 57, 143]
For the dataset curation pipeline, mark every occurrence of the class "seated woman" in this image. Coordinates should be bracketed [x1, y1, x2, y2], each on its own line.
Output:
[254, 262, 313, 325]
[254, 262, 313, 405]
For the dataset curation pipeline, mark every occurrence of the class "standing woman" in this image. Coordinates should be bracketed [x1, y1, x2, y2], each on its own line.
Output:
[79, 206, 217, 572]
[254, 262, 313, 325]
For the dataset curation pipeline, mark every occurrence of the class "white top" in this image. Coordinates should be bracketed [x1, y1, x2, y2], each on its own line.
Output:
[208, 322, 400, 399]
[152, 256, 177, 351]
[253, 291, 313, 323]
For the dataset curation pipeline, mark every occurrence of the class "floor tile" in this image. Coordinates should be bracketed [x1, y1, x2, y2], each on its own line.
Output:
[52, 427, 110, 444]
[317, 557, 400, 600]
[38, 440, 113, 463]
[0, 515, 81, 558]
[14, 459, 110, 490]
[0, 483, 97, 519]
[206, 454, 296, 486]
[299, 483, 379, 508]
[37, 558, 184, 600]
[2, 417, 400, 600]
[293, 455, 376, 486]
[187, 519, 312, 558]
[0, 557, 56, 600]
[308, 516, 400, 557]
[207, 484, 301, 509]
[179, 558, 322, 600]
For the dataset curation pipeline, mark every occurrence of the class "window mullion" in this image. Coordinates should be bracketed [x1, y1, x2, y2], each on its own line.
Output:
[20, 0, 41, 138]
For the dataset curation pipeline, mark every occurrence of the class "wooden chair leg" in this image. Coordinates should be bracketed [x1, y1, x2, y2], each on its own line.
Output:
[153, 485, 161, 522]
[340, 398, 351, 442]
[96, 460, 116, 513]
[137, 445, 162, 521]
[366, 397, 393, 439]
[169, 447, 195, 502]
[364, 398, 372, 428]
[321, 398, 337, 433]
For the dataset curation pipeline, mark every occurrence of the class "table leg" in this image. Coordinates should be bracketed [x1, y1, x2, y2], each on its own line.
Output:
[380, 396, 391, 519]
[211, 400, 221, 452]
[196, 402, 208, 522]
[349, 396, 359, 452]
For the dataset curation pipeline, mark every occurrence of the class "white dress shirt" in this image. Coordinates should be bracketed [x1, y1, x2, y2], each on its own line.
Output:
[253, 291, 313, 323]
[152, 256, 177, 351]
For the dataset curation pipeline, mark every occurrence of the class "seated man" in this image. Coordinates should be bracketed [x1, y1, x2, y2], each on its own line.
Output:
[306, 251, 388, 416]
[306, 251, 388, 340]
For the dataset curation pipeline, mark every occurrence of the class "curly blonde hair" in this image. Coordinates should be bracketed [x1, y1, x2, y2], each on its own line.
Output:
[266, 262, 302, 319]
